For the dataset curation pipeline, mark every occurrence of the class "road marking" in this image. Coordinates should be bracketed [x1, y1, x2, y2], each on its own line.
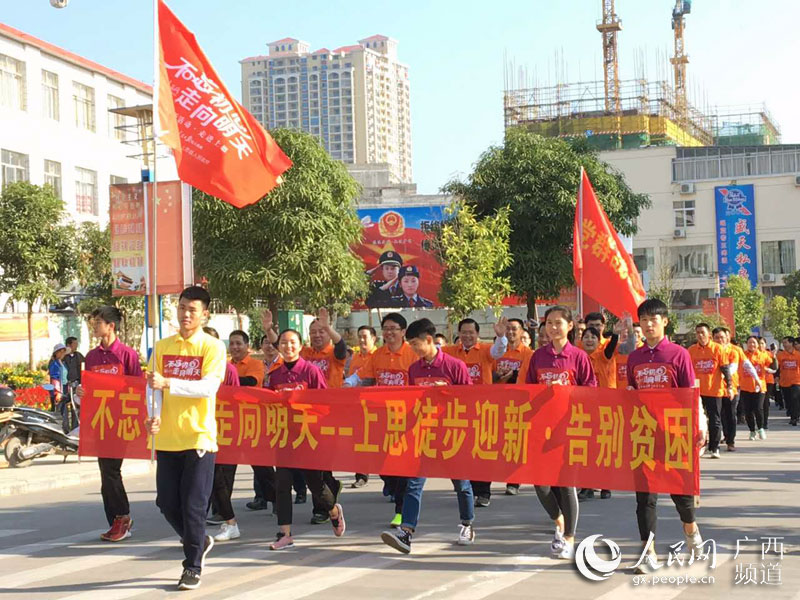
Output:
[0, 530, 105, 557]
[0, 529, 35, 540]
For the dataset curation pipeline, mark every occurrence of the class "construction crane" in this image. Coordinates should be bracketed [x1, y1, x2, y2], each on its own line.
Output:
[597, 0, 622, 145]
[671, 0, 691, 124]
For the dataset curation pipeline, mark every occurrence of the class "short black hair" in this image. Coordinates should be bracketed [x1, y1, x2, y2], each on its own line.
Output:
[584, 312, 605, 324]
[358, 325, 377, 338]
[637, 299, 669, 319]
[278, 328, 303, 344]
[695, 323, 711, 332]
[65, 336, 78, 346]
[783, 336, 795, 343]
[203, 326, 219, 339]
[381, 312, 407, 330]
[508, 318, 525, 328]
[91, 305, 122, 329]
[230, 329, 249, 345]
[582, 326, 602, 340]
[434, 333, 448, 341]
[179, 285, 211, 309]
[711, 327, 726, 336]
[458, 318, 480, 333]
[406, 318, 437, 341]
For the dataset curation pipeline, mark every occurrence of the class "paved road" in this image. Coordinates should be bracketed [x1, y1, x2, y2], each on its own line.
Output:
[0, 420, 798, 599]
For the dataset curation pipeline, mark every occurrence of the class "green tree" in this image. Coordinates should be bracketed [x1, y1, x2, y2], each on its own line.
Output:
[74, 222, 144, 349]
[435, 203, 512, 321]
[782, 269, 800, 313]
[722, 275, 765, 338]
[193, 129, 367, 315]
[765, 295, 799, 341]
[0, 182, 78, 368]
[443, 130, 650, 318]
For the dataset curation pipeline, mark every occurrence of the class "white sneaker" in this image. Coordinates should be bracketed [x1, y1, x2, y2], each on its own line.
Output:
[214, 522, 241, 541]
[710, 449, 721, 459]
[557, 540, 575, 560]
[749, 431, 757, 441]
[550, 528, 565, 557]
[758, 428, 767, 440]
[633, 551, 659, 574]
[457, 523, 475, 546]
[684, 527, 702, 554]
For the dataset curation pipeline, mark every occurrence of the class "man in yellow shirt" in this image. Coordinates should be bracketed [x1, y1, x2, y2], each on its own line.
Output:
[145, 286, 226, 591]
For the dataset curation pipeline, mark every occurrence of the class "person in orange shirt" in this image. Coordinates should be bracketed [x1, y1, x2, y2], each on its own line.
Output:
[740, 335, 774, 441]
[348, 325, 377, 489]
[777, 336, 800, 426]
[472, 318, 532, 505]
[688, 324, 733, 459]
[712, 327, 757, 451]
[344, 312, 418, 527]
[536, 321, 549, 348]
[759, 337, 778, 427]
[581, 327, 618, 390]
[615, 322, 644, 388]
[442, 317, 509, 385]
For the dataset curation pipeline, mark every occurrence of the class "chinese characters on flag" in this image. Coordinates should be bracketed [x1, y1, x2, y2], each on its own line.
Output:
[80, 372, 700, 495]
[157, 0, 292, 208]
[573, 170, 646, 317]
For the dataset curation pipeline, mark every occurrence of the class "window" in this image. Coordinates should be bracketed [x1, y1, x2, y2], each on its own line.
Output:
[0, 54, 26, 110]
[1, 149, 29, 187]
[42, 70, 59, 120]
[110, 175, 127, 185]
[673, 200, 695, 228]
[107, 95, 125, 140]
[633, 247, 654, 279]
[44, 160, 61, 199]
[670, 245, 713, 278]
[761, 240, 796, 275]
[73, 82, 96, 131]
[75, 167, 98, 215]
[673, 289, 713, 309]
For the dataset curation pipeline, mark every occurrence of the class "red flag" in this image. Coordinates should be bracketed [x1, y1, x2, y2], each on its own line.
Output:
[157, 0, 292, 208]
[573, 170, 645, 317]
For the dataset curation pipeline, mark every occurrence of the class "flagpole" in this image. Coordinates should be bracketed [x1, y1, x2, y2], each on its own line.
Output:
[578, 167, 584, 319]
[149, 0, 160, 464]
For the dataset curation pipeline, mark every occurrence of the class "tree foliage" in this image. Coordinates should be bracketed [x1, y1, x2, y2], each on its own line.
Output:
[765, 295, 799, 341]
[435, 203, 512, 322]
[782, 269, 800, 315]
[722, 275, 765, 338]
[682, 310, 729, 333]
[0, 182, 78, 367]
[443, 130, 650, 317]
[193, 129, 367, 315]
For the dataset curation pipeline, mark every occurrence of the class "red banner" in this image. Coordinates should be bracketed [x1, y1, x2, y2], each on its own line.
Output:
[79, 372, 700, 495]
[702, 298, 736, 338]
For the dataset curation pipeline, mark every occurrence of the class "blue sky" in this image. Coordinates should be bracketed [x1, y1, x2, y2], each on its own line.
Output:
[5, 0, 798, 193]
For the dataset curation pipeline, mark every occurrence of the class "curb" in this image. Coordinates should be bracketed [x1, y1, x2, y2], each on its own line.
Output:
[0, 459, 153, 497]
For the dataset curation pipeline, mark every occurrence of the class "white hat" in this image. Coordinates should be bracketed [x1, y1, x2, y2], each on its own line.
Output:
[53, 343, 67, 353]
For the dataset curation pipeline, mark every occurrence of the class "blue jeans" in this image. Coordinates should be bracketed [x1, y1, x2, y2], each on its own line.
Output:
[400, 477, 474, 531]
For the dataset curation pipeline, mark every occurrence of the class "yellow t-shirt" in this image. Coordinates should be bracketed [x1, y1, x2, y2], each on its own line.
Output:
[150, 329, 227, 452]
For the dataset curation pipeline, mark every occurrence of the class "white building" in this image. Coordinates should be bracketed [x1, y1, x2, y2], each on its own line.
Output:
[0, 22, 176, 225]
[601, 145, 800, 319]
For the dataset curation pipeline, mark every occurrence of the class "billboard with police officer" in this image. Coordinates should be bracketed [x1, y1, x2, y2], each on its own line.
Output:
[355, 205, 446, 309]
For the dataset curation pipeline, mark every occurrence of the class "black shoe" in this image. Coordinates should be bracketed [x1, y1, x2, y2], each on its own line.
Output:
[206, 513, 225, 525]
[311, 511, 330, 524]
[600, 490, 611, 499]
[381, 528, 412, 554]
[578, 488, 594, 501]
[201, 535, 213, 570]
[474, 495, 490, 508]
[505, 484, 520, 496]
[178, 568, 201, 590]
[246, 498, 270, 511]
[294, 494, 307, 504]
[350, 477, 368, 489]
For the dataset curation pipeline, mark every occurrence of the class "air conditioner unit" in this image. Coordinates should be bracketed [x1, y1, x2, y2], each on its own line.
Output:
[673, 229, 687, 238]
[680, 183, 695, 194]
[795, 175, 800, 187]
[762, 273, 777, 283]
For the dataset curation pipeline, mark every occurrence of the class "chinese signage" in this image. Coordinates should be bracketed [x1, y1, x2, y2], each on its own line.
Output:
[80, 372, 700, 495]
[110, 182, 194, 296]
[355, 206, 446, 309]
[715, 185, 757, 289]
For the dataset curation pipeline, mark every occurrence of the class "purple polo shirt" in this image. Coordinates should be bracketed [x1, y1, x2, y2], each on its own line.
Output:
[268, 356, 328, 391]
[408, 349, 472, 386]
[84, 338, 142, 377]
[626, 337, 695, 390]
[525, 341, 597, 387]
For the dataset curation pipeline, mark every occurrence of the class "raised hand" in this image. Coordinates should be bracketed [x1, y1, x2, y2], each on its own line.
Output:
[493, 316, 509, 338]
[261, 308, 273, 331]
[318, 307, 330, 329]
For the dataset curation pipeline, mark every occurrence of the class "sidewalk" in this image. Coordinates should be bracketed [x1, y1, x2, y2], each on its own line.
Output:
[0, 455, 153, 497]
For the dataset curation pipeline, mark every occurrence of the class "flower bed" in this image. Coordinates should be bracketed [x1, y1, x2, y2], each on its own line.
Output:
[0, 365, 50, 410]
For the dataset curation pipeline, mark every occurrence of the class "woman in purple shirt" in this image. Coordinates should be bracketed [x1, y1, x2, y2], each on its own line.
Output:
[525, 305, 597, 560]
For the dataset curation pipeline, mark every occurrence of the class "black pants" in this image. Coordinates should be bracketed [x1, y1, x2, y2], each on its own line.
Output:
[312, 471, 340, 515]
[210, 464, 237, 521]
[774, 384, 784, 409]
[785, 385, 800, 421]
[741, 391, 765, 432]
[765, 384, 775, 428]
[98, 457, 129, 526]
[535, 486, 578, 537]
[701, 396, 723, 451]
[275, 467, 335, 527]
[635, 493, 695, 542]
[381, 475, 407, 514]
[471, 480, 491, 499]
[721, 394, 739, 446]
[252, 466, 276, 502]
[156, 450, 215, 574]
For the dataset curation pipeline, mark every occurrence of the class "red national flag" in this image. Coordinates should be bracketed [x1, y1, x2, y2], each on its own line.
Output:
[157, 0, 292, 208]
[573, 170, 645, 318]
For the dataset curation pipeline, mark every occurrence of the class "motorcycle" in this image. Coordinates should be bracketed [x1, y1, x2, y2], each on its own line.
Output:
[0, 386, 79, 468]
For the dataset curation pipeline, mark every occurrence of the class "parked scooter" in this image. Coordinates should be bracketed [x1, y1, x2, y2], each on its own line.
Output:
[0, 386, 79, 468]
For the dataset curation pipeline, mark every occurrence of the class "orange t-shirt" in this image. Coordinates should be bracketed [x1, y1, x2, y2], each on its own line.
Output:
[724, 344, 747, 390]
[443, 342, 496, 385]
[494, 343, 534, 385]
[301, 343, 346, 388]
[232, 354, 265, 387]
[688, 341, 729, 397]
[765, 351, 775, 384]
[740, 349, 770, 393]
[588, 347, 616, 389]
[348, 347, 376, 377]
[357, 342, 418, 386]
[777, 349, 800, 387]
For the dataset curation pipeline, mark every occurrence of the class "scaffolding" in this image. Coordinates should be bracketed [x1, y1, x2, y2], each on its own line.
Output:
[712, 105, 781, 147]
[503, 77, 714, 149]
